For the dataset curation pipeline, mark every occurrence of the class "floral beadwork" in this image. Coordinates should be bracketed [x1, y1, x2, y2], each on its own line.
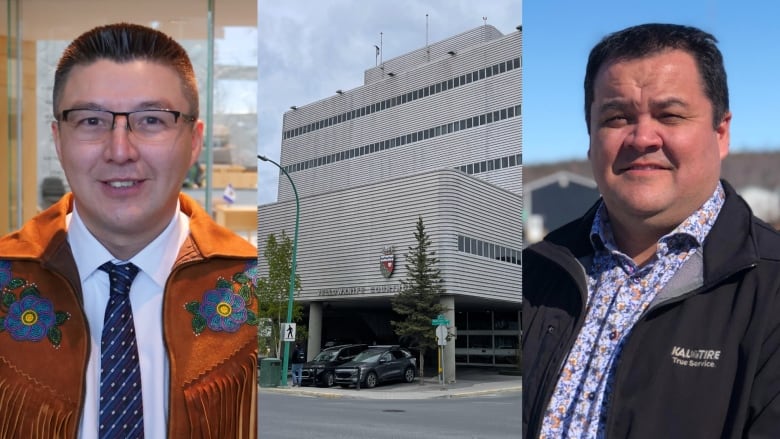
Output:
[185, 260, 259, 335]
[0, 261, 71, 348]
[5, 295, 56, 342]
[199, 288, 248, 332]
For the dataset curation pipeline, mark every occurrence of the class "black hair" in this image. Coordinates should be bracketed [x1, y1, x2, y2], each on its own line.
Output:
[53, 22, 198, 119]
[584, 23, 728, 132]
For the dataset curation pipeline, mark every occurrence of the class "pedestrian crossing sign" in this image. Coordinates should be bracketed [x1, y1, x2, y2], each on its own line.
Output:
[282, 323, 296, 341]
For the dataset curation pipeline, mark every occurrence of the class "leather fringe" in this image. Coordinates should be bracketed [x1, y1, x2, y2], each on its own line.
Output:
[0, 376, 76, 439]
[183, 352, 258, 439]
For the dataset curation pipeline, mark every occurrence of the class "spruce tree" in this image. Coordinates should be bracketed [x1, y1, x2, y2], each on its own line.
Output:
[391, 216, 445, 383]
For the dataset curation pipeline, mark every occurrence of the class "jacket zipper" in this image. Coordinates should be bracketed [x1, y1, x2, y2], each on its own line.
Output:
[533, 255, 590, 439]
[534, 313, 587, 439]
[602, 261, 758, 438]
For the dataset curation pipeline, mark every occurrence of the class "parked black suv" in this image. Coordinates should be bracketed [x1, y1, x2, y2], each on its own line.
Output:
[334, 345, 417, 389]
[301, 344, 368, 387]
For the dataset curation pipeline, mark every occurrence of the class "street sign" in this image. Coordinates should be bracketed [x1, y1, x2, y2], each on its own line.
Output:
[282, 323, 296, 341]
[436, 324, 447, 346]
[432, 313, 450, 326]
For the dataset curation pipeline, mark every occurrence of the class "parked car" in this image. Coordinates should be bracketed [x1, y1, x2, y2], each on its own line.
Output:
[301, 344, 368, 387]
[323, 338, 359, 348]
[334, 345, 417, 389]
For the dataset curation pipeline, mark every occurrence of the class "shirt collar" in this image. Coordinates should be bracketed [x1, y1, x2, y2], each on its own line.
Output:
[66, 201, 190, 288]
[590, 181, 726, 254]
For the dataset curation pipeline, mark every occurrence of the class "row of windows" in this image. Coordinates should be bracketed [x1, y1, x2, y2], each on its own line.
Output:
[457, 235, 521, 265]
[283, 56, 521, 140]
[456, 153, 522, 175]
[283, 104, 521, 174]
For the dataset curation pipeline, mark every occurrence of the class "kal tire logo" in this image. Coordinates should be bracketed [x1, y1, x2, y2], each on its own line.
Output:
[380, 246, 395, 278]
[670, 346, 721, 368]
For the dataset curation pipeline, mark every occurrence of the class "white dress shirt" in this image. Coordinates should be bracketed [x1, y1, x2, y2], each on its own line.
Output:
[68, 203, 190, 439]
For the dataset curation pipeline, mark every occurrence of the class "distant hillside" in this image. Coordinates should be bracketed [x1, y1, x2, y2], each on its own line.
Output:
[524, 150, 780, 190]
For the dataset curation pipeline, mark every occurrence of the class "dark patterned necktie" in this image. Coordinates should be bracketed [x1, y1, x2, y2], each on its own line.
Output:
[98, 262, 144, 438]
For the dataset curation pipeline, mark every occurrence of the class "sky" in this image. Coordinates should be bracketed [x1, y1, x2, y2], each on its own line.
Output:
[256, 0, 522, 204]
[523, 1, 780, 164]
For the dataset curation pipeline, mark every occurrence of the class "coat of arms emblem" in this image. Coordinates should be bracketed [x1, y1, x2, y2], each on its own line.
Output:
[379, 246, 395, 278]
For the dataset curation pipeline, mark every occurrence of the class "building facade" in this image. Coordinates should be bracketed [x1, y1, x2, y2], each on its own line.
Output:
[258, 25, 522, 380]
[525, 171, 601, 244]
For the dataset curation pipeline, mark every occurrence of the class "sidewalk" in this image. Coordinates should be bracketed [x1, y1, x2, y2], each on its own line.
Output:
[258, 367, 521, 400]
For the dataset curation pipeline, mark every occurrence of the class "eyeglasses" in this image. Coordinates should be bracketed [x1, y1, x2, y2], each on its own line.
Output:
[58, 108, 197, 144]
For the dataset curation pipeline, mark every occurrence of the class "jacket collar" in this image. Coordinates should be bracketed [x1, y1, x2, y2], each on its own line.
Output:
[1, 192, 256, 269]
[174, 194, 257, 262]
[0, 194, 81, 296]
[699, 180, 760, 283]
[534, 179, 760, 286]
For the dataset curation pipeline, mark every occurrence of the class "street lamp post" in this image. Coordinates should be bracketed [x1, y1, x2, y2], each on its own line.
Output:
[258, 154, 300, 387]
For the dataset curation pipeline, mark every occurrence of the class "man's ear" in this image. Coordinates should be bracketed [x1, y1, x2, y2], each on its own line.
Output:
[716, 112, 731, 160]
[189, 119, 205, 168]
[52, 120, 64, 162]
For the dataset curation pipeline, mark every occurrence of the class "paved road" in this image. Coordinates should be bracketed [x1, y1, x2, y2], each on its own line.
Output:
[259, 390, 521, 439]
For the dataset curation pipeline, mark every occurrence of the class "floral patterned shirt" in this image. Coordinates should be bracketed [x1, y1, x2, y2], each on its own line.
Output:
[539, 183, 725, 439]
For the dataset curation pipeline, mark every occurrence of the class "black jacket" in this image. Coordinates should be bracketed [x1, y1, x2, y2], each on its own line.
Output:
[522, 181, 780, 438]
[291, 346, 306, 364]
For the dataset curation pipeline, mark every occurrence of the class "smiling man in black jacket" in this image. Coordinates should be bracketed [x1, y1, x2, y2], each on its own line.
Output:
[523, 23, 780, 439]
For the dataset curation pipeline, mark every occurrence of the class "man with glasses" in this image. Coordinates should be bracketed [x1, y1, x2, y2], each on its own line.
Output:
[0, 23, 258, 438]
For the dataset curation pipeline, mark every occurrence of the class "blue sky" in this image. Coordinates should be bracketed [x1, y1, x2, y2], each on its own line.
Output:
[523, 1, 780, 164]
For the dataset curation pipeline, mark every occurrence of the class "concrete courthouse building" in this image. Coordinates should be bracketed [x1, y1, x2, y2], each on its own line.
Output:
[258, 25, 522, 380]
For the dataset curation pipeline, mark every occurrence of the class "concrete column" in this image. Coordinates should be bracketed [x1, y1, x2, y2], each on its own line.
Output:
[440, 295, 456, 383]
[307, 302, 323, 361]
